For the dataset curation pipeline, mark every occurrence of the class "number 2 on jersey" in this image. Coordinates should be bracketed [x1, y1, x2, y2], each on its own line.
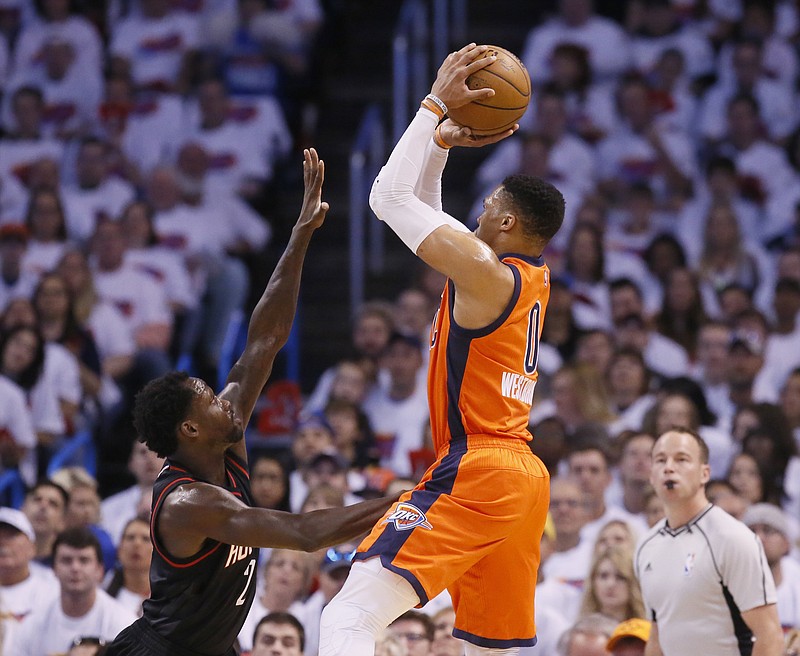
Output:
[236, 559, 256, 606]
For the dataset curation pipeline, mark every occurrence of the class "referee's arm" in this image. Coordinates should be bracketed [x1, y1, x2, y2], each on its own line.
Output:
[644, 623, 663, 656]
[741, 604, 783, 656]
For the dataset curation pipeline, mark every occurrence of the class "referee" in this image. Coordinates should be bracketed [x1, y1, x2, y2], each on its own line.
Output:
[634, 428, 783, 656]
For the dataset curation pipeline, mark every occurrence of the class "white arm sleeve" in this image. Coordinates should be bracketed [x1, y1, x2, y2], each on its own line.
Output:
[414, 136, 448, 211]
[369, 107, 469, 254]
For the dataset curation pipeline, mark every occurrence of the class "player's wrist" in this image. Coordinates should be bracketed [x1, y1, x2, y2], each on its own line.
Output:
[433, 124, 453, 150]
[421, 94, 448, 120]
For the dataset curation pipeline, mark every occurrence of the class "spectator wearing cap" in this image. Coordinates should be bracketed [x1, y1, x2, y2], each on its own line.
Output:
[743, 503, 800, 633]
[0, 224, 36, 312]
[302, 451, 364, 508]
[288, 413, 336, 512]
[299, 544, 356, 656]
[0, 507, 57, 653]
[237, 549, 312, 654]
[606, 617, 650, 656]
[363, 332, 429, 478]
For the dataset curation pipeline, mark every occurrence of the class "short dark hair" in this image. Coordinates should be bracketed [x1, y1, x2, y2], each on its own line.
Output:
[27, 479, 69, 509]
[655, 427, 710, 464]
[254, 612, 305, 651]
[500, 175, 565, 243]
[392, 610, 435, 641]
[133, 371, 193, 458]
[53, 527, 103, 565]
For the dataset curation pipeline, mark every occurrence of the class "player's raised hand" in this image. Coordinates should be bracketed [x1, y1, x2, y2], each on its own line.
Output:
[436, 119, 518, 148]
[298, 148, 330, 230]
[430, 43, 495, 110]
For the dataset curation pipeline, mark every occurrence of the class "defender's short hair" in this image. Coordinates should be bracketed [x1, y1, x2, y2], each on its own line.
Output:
[133, 371, 193, 458]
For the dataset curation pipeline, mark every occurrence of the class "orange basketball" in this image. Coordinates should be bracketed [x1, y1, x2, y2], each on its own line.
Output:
[448, 45, 531, 137]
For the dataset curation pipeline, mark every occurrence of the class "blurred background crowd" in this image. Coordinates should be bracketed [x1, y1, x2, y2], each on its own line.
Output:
[1, 0, 800, 654]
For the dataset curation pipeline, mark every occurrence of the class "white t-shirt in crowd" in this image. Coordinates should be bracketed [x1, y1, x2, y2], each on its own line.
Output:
[0, 564, 58, 654]
[9, 588, 136, 656]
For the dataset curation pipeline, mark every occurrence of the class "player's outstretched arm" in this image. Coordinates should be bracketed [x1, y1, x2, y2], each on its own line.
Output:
[159, 482, 395, 555]
[222, 148, 329, 431]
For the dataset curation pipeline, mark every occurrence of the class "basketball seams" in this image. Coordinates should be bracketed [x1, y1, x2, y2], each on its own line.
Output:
[474, 68, 530, 98]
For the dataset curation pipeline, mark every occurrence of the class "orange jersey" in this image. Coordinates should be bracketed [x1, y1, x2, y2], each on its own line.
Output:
[356, 253, 552, 648]
[427, 253, 550, 452]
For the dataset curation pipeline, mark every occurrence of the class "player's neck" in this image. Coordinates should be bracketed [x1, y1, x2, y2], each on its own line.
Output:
[172, 446, 228, 486]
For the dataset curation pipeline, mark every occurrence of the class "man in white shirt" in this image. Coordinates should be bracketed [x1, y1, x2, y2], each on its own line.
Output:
[179, 78, 291, 200]
[567, 441, 647, 546]
[635, 429, 783, 655]
[543, 476, 593, 588]
[109, 0, 200, 94]
[742, 503, 800, 633]
[700, 39, 797, 143]
[100, 440, 164, 546]
[363, 332, 429, 478]
[61, 137, 135, 242]
[521, 0, 631, 85]
[0, 508, 58, 653]
[9, 527, 136, 655]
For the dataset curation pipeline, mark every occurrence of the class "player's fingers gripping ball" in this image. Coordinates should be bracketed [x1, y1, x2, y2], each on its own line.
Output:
[447, 45, 531, 137]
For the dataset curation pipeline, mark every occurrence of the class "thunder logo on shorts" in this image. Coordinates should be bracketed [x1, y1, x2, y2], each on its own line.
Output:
[382, 503, 433, 531]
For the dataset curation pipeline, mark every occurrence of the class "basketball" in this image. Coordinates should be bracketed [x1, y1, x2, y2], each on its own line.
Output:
[447, 45, 531, 137]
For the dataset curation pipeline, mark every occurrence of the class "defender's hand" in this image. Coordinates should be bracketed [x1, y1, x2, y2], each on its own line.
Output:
[430, 43, 495, 111]
[297, 148, 330, 230]
[437, 119, 518, 148]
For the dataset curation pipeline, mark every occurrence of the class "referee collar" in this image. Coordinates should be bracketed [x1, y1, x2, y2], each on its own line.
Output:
[660, 503, 714, 536]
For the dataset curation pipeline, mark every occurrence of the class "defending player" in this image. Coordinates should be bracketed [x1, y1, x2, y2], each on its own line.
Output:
[105, 149, 397, 656]
[319, 45, 565, 656]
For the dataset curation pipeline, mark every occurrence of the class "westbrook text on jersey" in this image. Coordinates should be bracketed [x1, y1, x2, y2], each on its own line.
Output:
[500, 371, 536, 405]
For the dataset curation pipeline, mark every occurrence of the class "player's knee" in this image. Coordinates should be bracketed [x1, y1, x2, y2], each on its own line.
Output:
[320, 595, 386, 637]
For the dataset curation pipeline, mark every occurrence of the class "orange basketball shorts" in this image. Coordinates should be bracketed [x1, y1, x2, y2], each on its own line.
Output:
[356, 436, 550, 648]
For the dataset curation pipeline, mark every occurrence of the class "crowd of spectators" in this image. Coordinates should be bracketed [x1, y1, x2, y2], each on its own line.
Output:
[2, 0, 800, 654]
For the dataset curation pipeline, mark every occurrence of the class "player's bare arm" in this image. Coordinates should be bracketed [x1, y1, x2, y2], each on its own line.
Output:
[157, 481, 395, 557]
[740, 604, 784, 656]
[221, 148, 329, 456]
[644, 623, 663, 656]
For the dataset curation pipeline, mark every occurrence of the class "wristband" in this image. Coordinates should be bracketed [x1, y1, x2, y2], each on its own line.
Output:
[421, 94, 448, 120]
[433, 124, 452, 150]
